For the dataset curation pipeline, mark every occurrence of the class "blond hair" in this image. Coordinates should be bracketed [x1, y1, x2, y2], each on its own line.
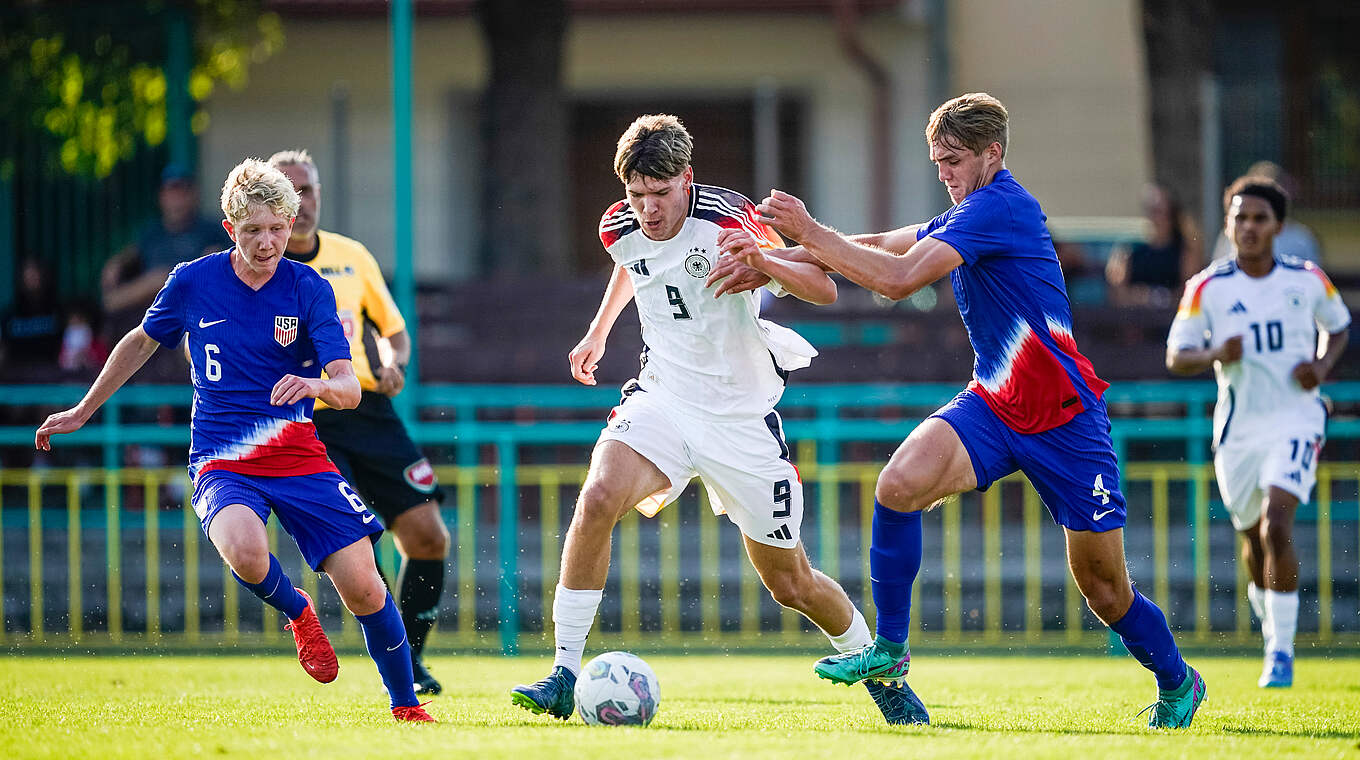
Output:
[926, 92, 1009, 157]
[267, 148, 319, 183]
[220, 158, 300, 223]
[613, 114, 693, 183]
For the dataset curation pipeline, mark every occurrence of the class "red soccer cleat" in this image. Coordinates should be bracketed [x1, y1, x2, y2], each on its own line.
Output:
[392, 702, 437, 723]
[284, 588, 338, 683]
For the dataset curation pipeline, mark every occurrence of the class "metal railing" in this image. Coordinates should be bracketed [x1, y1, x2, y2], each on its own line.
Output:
[2, 382, 1358, 653]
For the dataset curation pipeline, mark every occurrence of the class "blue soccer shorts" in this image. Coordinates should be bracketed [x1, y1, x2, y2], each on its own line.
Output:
[191, 469, 383, 570]
[931, 388, 1127, 532]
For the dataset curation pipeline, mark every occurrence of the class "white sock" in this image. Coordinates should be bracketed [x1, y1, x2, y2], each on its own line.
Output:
[551, 584, 603, 676]
[1264, 589, 1299, 657]
[825, 607, 872, 653]
[1247, 583, 1266, 622]
[1248, 582, 1273, 651]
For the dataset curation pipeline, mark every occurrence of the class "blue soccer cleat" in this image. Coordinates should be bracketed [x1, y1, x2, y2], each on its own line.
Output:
[864, 679, 930, 725]
[511, 666, 577, 720]
[1257, 651, 1293, 688]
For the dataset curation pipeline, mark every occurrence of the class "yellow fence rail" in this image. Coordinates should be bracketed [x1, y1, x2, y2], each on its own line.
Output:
[1, 462, 1357, 652]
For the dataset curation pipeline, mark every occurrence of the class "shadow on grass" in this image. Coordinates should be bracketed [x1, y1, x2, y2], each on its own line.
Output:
[930, 718, 1360, 740]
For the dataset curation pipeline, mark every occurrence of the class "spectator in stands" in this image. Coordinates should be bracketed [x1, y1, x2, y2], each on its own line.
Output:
[1211, 161, 1321, 264]
[1105, 183, 1202, 307]
[1, 257, 64, 375]
[101, 164, 231, 324]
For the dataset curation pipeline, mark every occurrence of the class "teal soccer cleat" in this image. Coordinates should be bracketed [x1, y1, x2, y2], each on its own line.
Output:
[864, 679, 929, 725]
[1257, 651, 1293, 688]
[511, 666, 577, 720]
[815, 641, 911, 686]
[1139, 666, 1207, 729]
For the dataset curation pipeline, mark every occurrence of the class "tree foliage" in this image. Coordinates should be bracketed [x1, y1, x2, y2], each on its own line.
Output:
[0, 0, 283, 179]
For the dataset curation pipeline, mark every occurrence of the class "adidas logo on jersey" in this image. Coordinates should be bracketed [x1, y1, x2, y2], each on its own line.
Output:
[1229, 301, 1248, 314]
[628, 260, 650, 277]
[766, 524, 792, 541]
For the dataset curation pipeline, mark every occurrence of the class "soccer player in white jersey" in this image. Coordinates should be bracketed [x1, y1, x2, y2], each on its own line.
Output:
[1167, 175, 1350, 688]
[512, 114, 924, 725]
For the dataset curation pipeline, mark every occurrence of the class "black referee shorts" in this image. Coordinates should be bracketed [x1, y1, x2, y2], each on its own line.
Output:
[312, 391, 444, 525]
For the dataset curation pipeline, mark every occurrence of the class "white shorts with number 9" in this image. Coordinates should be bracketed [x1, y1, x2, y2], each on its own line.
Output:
[1214, 430, 1321, 531]
[597, 385, 803, 548]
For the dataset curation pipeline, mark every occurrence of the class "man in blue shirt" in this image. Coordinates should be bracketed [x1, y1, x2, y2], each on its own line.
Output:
[37, 159, 433, 723]
[712, 93, 1204, 729]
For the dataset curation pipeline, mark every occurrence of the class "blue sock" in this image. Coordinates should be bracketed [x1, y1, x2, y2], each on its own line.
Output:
[869, 500, 922, 648]
[233, 554, 307, 620]
[1109, 589, 1188, 691]
[357, 594, 418, 708]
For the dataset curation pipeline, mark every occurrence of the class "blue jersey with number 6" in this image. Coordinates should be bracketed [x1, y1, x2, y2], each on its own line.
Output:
[141, 250, 350, 480]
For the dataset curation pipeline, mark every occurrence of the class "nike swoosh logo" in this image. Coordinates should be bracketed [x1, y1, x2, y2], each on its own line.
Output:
[387, 636, 408, 652]
[1093, 508, 1116, 520]
[198, 318, 226, 328]
[363, 513, 375, 524]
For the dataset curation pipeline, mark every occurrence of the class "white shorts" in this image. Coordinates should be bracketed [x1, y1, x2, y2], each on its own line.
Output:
[1214, 431, 1322, 531]
[597, 384, 803, 548]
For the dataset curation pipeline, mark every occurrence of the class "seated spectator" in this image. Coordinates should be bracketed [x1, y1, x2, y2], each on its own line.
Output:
[1211, 161, 1321, 264]
[58, 302, 109, 376]
[101, 164, 230, 323]
[1106, 183, 1202, 307]
[1, 257, 64, 375]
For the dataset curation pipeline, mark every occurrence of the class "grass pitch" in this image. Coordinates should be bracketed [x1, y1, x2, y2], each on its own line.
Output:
[2, 653, 1357, 759]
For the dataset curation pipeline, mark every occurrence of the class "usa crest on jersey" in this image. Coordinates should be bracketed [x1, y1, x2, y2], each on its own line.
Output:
[274, 316, 299, 346]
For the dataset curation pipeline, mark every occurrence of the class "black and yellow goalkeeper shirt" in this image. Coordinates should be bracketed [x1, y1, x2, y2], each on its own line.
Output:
[286, 230, 405, 403]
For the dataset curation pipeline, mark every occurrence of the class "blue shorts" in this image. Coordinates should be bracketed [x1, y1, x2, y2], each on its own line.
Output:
[931, 389, 1126, 532]
[191, 469, 383, 570]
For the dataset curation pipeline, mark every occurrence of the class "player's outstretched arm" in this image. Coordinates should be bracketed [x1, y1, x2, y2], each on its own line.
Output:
[570, 265, 635, 386]
[756, 190, 956, 300]
[714, 228, 836, 304]
[1166, 336, 1242, 376]
[273, 359, 362, 410]
[36, 326, 160, 450]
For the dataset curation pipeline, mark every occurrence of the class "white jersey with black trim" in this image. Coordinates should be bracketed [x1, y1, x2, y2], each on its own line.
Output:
[1167, 256, 1351, 447]
[599, 183, 802, 419]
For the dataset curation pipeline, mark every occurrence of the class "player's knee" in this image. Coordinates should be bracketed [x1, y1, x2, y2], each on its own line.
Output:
[339, 576, 387, 617]
[574, 481, 629, 528]
[762, 569, 812, 612]
[1082, 583, 1129, 623]
[1260, 511, 1292, 554]
[875, 466, 932, 511]
[396, 507, 450, 558]
[218, 540, 269, 583]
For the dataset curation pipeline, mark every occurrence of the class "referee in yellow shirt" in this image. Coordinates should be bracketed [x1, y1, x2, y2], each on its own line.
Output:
[271, 150, 449, 695]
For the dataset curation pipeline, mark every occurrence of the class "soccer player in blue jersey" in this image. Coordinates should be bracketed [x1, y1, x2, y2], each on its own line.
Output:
[712, 93, 1205, 728]
[36, 158, 434, 723]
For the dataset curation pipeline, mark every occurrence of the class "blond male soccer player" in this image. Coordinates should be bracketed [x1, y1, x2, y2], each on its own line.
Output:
[36, 159, 433, 723]
[511, 114, 927, 725]
[269, 150, 450, 696]
[1167, 175, 1349, 688]
[714, 93, 1204, 728]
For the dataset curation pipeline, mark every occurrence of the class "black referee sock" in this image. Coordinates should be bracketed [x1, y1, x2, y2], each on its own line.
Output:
[397, 557, 445, 659]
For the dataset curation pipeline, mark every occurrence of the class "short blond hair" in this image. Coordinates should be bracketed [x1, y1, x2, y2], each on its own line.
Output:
[267, 149, 319, 183]
[613, 114, 693, 183]
[926, 92, 1009, 157]
[220, 158, 300, 224]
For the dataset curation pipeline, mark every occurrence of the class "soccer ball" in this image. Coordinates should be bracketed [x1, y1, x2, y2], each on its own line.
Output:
[574, 651, 660, 726]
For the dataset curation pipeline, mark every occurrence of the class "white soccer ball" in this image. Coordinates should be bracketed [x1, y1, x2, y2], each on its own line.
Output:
[574, 651, 661, 726]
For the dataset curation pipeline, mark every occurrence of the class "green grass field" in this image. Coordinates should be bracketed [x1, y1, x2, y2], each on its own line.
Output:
[2, 653, 1357, 759]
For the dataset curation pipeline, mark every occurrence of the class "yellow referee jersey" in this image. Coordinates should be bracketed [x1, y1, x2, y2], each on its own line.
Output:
[294, 230, 405, 395]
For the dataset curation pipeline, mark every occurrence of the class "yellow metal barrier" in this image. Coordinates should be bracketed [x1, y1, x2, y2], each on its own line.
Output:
[1, 463, 1357, 650]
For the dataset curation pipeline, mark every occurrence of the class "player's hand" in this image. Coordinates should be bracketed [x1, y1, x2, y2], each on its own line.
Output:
[375, 364, 406, 397]
[1216, 335, 1243, 364]
[569, 334, 606, 386]
[1292, 360, 1324, 390]
[271, 374, 326, 406]
[708, 229, 772, 297]
[35, 407, 89, 451]
[756, 189, 820, 242]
